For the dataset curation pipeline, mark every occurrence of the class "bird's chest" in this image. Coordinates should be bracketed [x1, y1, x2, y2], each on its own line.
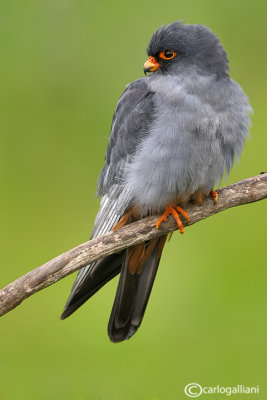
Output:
[126, 77, 225, 211]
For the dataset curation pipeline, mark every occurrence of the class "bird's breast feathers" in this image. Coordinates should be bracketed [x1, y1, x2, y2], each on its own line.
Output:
[125, 72, 251, 213]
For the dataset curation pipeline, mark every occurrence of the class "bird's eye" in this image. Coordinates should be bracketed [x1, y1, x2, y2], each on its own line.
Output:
[159, 50, 177, 60]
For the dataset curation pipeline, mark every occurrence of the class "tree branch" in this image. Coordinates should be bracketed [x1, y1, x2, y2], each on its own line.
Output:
[0, 173, 266, 318]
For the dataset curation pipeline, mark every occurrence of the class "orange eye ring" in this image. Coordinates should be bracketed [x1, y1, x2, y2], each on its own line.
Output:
[159, 50, 177, 60]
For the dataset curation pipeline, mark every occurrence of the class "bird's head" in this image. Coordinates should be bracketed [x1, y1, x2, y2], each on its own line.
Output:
[144, 21, 229, 77]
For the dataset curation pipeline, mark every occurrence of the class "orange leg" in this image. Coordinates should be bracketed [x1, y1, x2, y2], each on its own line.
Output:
[209, 189, 218, 205]
[156, 205, 190, 234]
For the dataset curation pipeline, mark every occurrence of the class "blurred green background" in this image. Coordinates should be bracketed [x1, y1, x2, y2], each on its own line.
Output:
[0, 0, 266, 399]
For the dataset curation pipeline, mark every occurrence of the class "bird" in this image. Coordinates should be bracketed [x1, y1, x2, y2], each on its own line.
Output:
[61, 21, 251, 342]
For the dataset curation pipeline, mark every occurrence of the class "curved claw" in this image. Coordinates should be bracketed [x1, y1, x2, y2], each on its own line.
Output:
[156, 205, 190, 234]
[209, 189, 218, 205]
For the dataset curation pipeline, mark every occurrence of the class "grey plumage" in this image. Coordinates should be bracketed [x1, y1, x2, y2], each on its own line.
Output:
[61, 21, 252, 342]
[127, 72, 251, 213]
[148, 22, 229, 77]
[108, 242, 164, 342]
[62, 79, 154, 309]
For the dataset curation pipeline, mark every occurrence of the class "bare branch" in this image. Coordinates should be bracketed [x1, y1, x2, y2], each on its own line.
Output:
[0, 173, 266, 318]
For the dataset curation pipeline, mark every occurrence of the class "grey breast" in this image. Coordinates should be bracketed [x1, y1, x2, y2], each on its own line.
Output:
[125, 69, 251, 214]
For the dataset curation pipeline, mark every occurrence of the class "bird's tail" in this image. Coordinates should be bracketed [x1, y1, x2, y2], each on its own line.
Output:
[61, 227, 167, 342]
[60, 253, 123, 320]
[108, 235, 167, 342]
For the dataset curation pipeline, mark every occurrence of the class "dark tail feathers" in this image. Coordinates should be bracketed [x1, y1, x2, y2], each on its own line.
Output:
[108, 236, 166, 342]
[61, 237, 166, 343]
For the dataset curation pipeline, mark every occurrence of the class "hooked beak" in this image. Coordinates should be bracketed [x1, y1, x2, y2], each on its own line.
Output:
[144, 56, 161, 74]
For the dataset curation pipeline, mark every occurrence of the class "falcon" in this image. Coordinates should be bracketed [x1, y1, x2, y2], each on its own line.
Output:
[61, 21, 251, 342]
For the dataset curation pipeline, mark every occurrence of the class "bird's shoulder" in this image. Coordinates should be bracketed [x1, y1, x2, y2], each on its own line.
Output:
[107, 78, 155, 161]
[98, 77, 155, 196]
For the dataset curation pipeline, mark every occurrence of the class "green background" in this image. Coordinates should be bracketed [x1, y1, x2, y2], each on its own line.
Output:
[0, 0, 266, 399]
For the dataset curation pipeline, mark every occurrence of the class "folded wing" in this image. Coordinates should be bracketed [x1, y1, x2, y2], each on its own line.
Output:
[61, 78, 155, 320]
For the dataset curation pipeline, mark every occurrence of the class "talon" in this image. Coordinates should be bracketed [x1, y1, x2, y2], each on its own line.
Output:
[156, 205, 189, 234]
[156, 212, 168, 230]
[176, 206, 190, 222]
[209, 189, 218, 205]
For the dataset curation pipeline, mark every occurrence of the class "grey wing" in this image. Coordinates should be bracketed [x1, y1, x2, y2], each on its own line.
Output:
[61, 78, 155, 316]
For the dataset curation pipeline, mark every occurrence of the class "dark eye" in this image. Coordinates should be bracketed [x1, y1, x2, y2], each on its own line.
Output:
[159, 50, 177, 60]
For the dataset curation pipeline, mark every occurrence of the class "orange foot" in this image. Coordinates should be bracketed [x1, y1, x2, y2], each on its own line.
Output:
[156, 205, 190, 234]
[209, 189, 218, 205]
